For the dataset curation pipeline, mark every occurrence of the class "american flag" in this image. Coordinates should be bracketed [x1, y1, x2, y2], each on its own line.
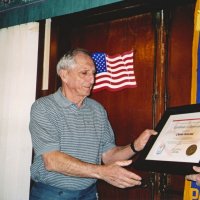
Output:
[91, 50, 137, 92]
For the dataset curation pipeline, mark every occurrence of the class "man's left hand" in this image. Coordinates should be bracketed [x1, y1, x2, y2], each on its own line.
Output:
[133, 129, 157, 152]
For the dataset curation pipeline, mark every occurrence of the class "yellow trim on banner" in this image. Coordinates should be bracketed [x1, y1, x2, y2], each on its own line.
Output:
[185, 0, 200, 199]
[191, 0, 200, 104]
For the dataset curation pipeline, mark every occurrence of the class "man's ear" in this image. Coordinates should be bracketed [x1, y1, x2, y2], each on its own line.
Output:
[59, 69, 68, 83]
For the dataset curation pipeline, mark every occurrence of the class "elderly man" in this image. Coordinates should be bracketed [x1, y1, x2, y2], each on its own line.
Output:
[29, 48, 157, 200]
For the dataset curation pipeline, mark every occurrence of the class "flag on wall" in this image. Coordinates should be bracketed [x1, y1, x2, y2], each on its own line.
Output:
[184, 0, 200, 199]
[91, 50, 136, 92]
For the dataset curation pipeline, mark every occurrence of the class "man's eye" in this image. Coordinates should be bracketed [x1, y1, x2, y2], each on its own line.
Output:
[81, 72, 87, 75]
[80, 71, 95, 76]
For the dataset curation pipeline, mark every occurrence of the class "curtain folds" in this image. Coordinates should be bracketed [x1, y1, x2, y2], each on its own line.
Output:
[0, 22, 39, 200]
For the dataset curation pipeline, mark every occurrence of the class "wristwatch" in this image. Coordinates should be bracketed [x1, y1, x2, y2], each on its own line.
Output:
[130, 141, 139, 153]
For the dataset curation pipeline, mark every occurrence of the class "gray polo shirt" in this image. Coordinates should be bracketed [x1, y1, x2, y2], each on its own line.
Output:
[29, 88, 116, 190]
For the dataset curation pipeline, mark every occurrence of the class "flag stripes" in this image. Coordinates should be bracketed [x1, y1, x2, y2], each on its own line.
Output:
[91, 50, 136, 92]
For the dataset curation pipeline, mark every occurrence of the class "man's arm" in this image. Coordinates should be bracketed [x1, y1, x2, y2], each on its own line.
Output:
[42, 129, 156, 188]
[43, 151, 142, 188]
[102, 129, 157, 164]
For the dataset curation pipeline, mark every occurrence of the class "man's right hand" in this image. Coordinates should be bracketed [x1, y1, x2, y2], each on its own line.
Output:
[99, 160, 142, 188]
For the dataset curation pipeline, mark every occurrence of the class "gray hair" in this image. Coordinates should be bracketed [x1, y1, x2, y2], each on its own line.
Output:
[56, 48, 91, 75]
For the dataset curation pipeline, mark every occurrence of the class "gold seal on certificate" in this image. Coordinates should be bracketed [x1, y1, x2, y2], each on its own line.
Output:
[186, 144, 197, 156]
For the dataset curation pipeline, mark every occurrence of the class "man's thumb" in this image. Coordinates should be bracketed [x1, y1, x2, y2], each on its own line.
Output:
[115, 160, 133, 167]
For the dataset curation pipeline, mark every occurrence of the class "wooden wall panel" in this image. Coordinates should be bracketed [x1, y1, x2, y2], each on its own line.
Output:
[76, 16, 155, 199]
[52, 13, 156, 199]
[161, 3, 195, 200]
[168, 4, 194, 107]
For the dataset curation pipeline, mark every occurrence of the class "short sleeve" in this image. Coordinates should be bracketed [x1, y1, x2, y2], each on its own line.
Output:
[29, 100, 60, 156]
[101, 109, 116, 153]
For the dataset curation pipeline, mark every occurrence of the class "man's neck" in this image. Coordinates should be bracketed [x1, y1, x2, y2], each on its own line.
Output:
[61, 87, 85, 108]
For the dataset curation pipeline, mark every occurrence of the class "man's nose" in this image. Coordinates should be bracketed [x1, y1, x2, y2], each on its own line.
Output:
[89, 74, 95, 84]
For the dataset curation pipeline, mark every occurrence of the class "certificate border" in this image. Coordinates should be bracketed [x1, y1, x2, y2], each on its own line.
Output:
[132, 104, 200, 175]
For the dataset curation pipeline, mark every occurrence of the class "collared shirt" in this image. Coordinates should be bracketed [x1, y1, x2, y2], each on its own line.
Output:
[29, 88, 116, 190]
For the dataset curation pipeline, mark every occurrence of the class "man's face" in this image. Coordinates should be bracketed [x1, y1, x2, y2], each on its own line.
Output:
[62, 52, 96, 100]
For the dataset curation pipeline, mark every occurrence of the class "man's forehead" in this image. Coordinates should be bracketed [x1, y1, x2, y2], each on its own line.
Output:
[75, 51, 90, 59]
[74, 54, 94, 66]
[76, 65, 95, 72]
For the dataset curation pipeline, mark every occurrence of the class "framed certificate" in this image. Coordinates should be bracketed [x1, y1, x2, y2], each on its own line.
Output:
[133, 104, 200, 175]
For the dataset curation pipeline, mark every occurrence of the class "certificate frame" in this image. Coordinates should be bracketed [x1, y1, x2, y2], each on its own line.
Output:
[132, 104, 200, 175]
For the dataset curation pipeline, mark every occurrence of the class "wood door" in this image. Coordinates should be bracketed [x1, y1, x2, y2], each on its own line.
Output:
[36, 0, 195, 199]
[53, 12, 155, 199]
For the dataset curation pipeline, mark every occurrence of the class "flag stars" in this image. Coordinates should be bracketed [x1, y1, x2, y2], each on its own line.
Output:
[92, 52, 107, 74]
